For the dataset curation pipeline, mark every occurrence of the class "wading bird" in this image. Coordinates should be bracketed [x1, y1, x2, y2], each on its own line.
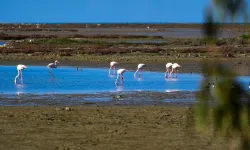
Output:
[165, 63, 173, 78]
[109, 61, 118, 75]
[76, 66, 83, 72]
[170, 63, 181, 78]
[14, 64, 27, 84]
[115, 69, 128, 85]
[47, 60, 59, 77]
[134, 63, 146, 78]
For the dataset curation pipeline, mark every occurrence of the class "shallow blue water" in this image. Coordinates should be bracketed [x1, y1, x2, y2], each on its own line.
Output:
[0, 66, 249, 94]
[0, 41, 6, 45]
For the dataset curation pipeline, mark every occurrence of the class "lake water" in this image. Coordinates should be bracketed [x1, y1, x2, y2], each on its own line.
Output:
[0, 41, 6, 45]
[0, 66, 249, 95]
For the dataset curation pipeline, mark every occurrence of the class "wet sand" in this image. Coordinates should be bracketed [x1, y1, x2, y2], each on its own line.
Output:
[0, 106, 231, 150]
[0, 91, 197, 107]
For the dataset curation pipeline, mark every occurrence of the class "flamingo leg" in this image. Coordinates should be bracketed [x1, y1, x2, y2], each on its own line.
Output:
[170, 68, 174, 79]
[174, 69, 176, 78]
[169, 68, 171, 78]
[176, 69, 178, 78]
[14, 70, 20, 84]
[113, 66, 116, 75]
[134, 69, 138, 78]
[165, 68, 168, 78]
[121, 74, 125, 85]
[20, 70, 23, 79]
[49, 68, 55, 77]
[20, 78, 23, 85]
[109, 66, 112, 75]
[120, 75, 123, 84]
[115, 75, 119, 85]
[115, 74, 119, 85]
[140, 69, 142, 77]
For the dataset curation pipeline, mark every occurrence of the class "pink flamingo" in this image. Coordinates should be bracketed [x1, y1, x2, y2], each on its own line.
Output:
[170, 63, 181, 78]
[134, 63, 146, 78]
[47, 60, 59, 77]
[115, 69, 128, 85]
[165, 63, 173, 78]
[109, 61, 118, 75]
[14, 64, 28, 84]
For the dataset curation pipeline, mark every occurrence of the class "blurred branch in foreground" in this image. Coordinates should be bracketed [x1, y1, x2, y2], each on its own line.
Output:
[203, 6, 219, 39]
[196, 62, 250, 149]
[212, 0, 249, 22]
[195, 0, 250, 149]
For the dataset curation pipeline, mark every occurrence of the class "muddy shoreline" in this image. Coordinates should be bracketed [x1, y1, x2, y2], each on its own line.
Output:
[0, 105, 232, 150]
[0, 91, 197, 107]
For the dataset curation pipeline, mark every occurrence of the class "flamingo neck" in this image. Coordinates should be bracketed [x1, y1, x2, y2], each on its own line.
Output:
[14, 70, 21, 82]
[134, 69, 139, 76]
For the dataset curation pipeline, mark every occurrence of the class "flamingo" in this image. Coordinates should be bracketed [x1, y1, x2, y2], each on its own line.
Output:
[109, 61, 118, 75]
[170, 63, 181, 78]
[134, 63, 146, 78]
[14, 64, 28, 84]
[115, 69, 128, 85]
[165, 63, 173, 78]
[47, 60, 59, 77]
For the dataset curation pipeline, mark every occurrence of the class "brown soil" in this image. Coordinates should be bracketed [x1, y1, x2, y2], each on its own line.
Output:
[0, 106, 231, 150]
[0, 23, 248, 39]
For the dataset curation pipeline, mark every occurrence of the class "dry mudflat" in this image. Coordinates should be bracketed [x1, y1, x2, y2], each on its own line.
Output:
[0, 106, 232, 150]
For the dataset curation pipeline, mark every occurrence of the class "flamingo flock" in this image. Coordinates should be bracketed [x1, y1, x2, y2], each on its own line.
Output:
[14, 60, 181, 86]
[165, 63, 181, 78]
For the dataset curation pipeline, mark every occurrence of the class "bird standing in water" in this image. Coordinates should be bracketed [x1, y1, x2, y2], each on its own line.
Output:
[165, 63, 173, 78]
[14, 64, 28, 84]
[115, 69, 127, 85]
[170, 63, 180, 78]
[47, 60, 59, 77]
[109, 61, 118, 75]
[134, 63, 146, 78]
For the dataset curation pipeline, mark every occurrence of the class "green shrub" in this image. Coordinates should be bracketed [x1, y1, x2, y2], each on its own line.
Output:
[241, 34, 250, 39]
